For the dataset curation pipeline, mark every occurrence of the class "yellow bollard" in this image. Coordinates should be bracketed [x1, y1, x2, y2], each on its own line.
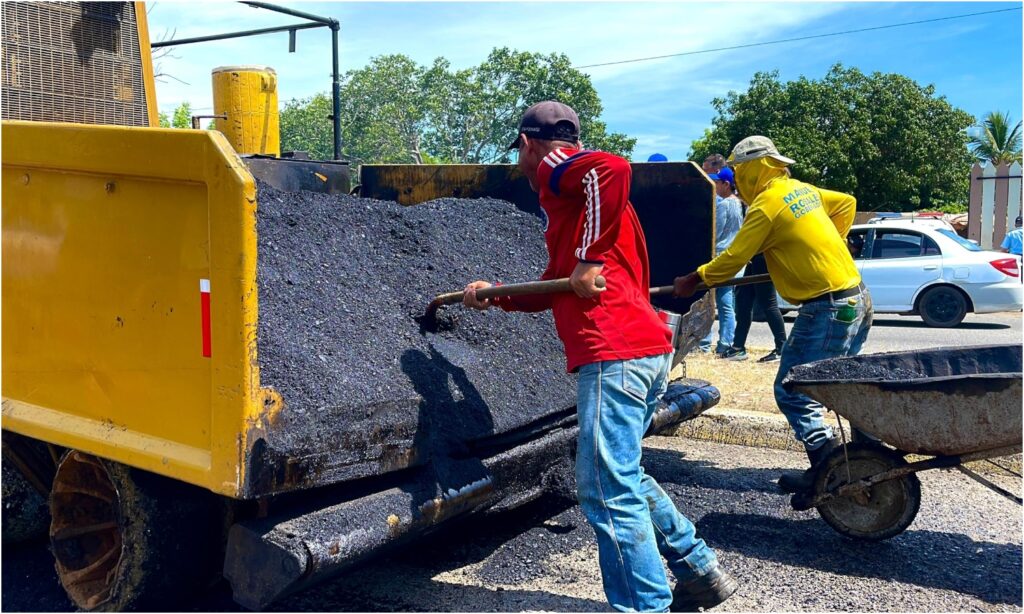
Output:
[211, 65, 280, 156]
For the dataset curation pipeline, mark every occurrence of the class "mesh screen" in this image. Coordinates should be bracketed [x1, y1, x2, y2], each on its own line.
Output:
[2, 1, 151, 126]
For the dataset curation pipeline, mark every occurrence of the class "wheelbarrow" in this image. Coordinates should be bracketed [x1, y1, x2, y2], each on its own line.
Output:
[781, 344, 1023, 541]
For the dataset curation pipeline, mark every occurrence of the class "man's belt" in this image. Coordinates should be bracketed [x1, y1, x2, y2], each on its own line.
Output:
[803, 282, 866, 304]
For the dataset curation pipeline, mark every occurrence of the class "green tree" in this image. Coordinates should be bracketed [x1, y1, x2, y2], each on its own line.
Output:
[279, 49, 635, 165]
[687, 65, 975, 212]
[424, 48, 635, 163]
[280, 93, 334, 160]
[340, 54, 429, 165]
[158, 111, 171, 128]
[171, 102, 192, 129]
[969, 111, 1023, 165]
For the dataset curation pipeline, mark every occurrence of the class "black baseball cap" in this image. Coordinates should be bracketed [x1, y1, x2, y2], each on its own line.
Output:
[508, 101, 581, 150]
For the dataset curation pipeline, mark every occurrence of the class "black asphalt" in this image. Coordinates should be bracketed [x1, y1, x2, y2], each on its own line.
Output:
[254, 183, 577, 484]
[6, 441, 1019, 612]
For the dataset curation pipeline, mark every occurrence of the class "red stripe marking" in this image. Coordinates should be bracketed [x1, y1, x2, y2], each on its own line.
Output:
[201, 290, 212, 358]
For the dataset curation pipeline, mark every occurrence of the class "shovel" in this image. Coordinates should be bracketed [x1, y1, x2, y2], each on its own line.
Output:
[422, 273, 772, 330]
[649, 273, 773, 297]
[420, 276, 607, 331]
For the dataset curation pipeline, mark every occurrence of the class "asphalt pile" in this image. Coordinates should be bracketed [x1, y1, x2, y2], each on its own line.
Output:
[789, 359, 925, 383]
[254, 183, 577, 480]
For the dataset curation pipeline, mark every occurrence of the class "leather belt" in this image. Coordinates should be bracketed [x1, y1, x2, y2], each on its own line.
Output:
[804, 282, 866, 304]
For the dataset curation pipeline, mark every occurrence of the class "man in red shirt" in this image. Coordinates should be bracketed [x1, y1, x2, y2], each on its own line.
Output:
[464, 101, 736, 612]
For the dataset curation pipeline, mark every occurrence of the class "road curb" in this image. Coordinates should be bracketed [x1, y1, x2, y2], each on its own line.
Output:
[666, 406, 1022, 476]
[665, 406, 804, 452]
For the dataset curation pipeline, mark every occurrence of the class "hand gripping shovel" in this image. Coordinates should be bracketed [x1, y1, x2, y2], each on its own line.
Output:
[421, 273, 772, 332]
[420, 276, 607, 331]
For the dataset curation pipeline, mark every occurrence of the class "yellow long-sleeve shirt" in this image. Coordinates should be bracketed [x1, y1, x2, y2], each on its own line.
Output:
[698, 161, 860, 305]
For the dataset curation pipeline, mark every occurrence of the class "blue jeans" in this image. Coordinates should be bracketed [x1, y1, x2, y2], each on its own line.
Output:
[774, 289, 873, 450]
[699, 286, 737, 353]
[577, 353, 718, 612]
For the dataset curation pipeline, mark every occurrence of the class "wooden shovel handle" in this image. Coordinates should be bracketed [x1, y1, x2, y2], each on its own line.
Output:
[431, 275, 607, 307]
[649, 273, 773, 297]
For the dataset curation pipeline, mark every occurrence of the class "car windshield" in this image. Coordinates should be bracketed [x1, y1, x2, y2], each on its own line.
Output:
[935, 229, 982, 251]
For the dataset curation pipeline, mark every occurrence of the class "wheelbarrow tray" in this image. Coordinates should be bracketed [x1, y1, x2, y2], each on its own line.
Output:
[783, 344, 1023, 457]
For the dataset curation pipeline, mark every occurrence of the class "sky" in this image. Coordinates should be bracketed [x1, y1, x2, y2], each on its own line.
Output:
[146, 1, 1024, 162]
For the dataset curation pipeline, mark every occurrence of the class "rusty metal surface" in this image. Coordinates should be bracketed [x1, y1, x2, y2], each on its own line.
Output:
[788, 345, 1023, 456]
[796, 380, 1021, 456]
[49, 451, 123, 610]
[243, 155, 351, 194]
[674, 293, 715, 358]
[359, 164, 536, 209]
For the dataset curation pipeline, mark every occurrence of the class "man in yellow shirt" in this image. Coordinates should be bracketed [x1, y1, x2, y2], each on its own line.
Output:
[674, 136, 873, 494]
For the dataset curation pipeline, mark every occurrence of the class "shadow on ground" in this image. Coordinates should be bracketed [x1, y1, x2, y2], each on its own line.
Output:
[698, 509, 1022, 606]
[644, 447, 785, 495]
[869, 319, 1012, 331]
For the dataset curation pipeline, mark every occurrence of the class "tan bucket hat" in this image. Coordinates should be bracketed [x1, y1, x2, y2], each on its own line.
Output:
[727, 135, 795, 166]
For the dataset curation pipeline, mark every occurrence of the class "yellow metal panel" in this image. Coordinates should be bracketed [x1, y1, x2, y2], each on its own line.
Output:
[1, 121, 260, 497]
[212, 66, 281, 156]
[135, 1, 160, 128]
[359, 164, 532, 207]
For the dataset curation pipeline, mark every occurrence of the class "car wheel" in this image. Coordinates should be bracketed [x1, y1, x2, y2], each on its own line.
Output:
[918, 286, 967, 327]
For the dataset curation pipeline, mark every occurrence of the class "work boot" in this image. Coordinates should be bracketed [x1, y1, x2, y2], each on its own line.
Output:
[670, 567, 738, 612]
[777, 437, 839, 494]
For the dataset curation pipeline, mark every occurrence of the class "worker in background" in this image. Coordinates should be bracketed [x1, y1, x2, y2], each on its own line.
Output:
[1001, 215, 1023, 256]
[702, 153, 726, 174]
[723, 250, 788, 363]
[673, 136, 872, 495]
[648, 152, 669, 162]
[464, 101, 736, 613]
[698, 165, 743, 355]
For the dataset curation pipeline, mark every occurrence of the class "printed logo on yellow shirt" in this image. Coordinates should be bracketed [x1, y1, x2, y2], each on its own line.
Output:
[783, 187, 822, 219]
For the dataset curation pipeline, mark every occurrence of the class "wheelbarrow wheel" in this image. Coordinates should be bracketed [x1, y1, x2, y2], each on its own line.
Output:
[814, 443, 921, 541]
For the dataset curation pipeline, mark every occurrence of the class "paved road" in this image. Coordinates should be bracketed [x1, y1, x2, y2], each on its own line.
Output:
[725, 311, 1021, 354]
[5, 439, 1020, 612]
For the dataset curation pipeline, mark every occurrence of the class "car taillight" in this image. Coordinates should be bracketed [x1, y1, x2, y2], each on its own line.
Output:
[990, 258, 1020, 277]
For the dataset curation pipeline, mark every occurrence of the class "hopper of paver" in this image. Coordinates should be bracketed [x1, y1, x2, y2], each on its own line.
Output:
[2, 121, 721, 610]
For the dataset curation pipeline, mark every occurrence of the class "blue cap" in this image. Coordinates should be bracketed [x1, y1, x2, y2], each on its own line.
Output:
[708, 167, 735, 184]
[647, 153, 668, 162]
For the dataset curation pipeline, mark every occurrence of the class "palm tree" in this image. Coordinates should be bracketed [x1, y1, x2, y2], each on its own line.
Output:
[968, 111, 1023, 165]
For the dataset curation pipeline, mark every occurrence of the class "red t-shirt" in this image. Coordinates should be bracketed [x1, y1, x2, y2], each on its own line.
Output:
[496, 147, 672, 372]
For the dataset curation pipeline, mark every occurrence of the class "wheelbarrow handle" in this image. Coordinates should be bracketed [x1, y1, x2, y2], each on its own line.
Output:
[649, 273, 773, 297]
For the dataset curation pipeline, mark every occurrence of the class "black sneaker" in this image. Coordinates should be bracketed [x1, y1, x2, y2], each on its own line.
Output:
[720, 347, 748, 361]
[757, 349, 781, 363]
[670, 567, 739, 612]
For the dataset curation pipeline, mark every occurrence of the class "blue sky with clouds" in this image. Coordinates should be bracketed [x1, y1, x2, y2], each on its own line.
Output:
[147, 1, 1023, 161]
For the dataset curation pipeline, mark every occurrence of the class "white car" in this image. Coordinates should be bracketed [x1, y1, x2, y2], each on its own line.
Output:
[779, 222, 1023, 327]
[866, 216, 955, 231]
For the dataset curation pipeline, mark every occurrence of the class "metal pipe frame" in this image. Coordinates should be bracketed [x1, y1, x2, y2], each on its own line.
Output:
[240, 1, 334, 25]
[150, 1, 343, 160]
[149, 22, 321, 47]
[803, 444, 1023, 509]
